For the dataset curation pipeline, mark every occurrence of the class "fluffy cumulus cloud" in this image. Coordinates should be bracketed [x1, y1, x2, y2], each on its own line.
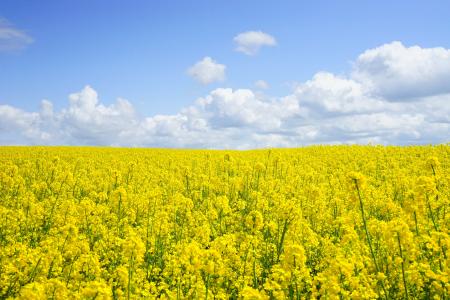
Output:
[1, 41, 449, 148]
[234, 31, 277, 55]
[187, 57, 226, 85]
[352, 41, 450, 100]
[0, 18, 33, 51]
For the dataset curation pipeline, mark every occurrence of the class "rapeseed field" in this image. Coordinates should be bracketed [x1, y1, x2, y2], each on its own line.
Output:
[0, 146, 448, 299]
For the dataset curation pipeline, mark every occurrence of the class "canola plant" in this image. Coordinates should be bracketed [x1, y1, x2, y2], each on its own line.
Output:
[0, 146, 448, 299]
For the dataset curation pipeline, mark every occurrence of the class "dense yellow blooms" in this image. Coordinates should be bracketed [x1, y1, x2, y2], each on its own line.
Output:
[0, 145, 449, 299]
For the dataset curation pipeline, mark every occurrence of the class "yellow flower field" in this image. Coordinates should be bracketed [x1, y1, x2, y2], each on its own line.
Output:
[0, 146, 448, 299]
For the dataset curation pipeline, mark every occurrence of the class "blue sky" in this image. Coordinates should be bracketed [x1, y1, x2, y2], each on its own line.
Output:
[1, 1, 450, 148]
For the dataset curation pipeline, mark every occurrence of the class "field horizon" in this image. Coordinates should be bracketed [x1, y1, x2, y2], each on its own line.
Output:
[1, 143, 449, 151]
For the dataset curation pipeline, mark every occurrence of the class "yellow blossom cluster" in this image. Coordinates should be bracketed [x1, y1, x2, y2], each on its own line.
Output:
[0, 145, 448, 299]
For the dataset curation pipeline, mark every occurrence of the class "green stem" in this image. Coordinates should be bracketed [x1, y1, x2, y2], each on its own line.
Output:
[277, 219, 289, 261]
[354, 180, 388, 300]
[425, 194, 438, 232]
[128, 253, 134, 300]
[413, 211, 419, 236]
[396, 232, 408, 299]
[205, 274, 210, 300]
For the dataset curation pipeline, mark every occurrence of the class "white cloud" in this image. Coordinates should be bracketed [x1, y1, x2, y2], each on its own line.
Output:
[186, 88, 296, 131]
[352, 41, 450, 100]
[1, 42, 450, 148]
[234, 31, 276, 55]
[0, 86, 139, 145]
[187, 57, 226, 85]
[254, 80, 269, 89]
[293, 72, 388, 115]
[0, 18, 33, 52]
[62, 86, 138, 145]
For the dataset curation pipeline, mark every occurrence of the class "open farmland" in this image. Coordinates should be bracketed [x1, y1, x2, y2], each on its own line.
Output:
[0, 146, 448, 299]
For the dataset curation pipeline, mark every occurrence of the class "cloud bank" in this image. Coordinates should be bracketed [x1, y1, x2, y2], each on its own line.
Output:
[1, 42, 449, 148]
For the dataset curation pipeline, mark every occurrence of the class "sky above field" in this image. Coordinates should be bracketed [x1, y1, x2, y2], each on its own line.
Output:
[1, 1, 450, 148]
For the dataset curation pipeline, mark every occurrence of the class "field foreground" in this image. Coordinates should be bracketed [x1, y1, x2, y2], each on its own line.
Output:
[0, 146, 448, 299]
